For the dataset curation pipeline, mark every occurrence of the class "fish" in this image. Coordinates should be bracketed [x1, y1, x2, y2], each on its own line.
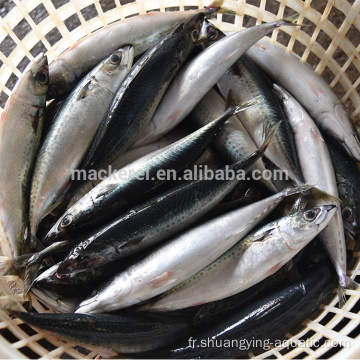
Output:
[47, 0, 224, 98]
[56, 121, 278, 277]
[187, 88, 278, 192]
[275, 84, 358, 305]
[217, 53, 304, 185]
[72, 13, 205, 179]
[326, 139, 360, 242]
[27, 47, 134, 252]
[74, 184, 311, 314]
[246, 39, 360, 161]
[0, 53, 48, 258]
[68, 126, 191, 205]
[144, 205, 336, 311]
[132, 15, 300, 147]
[138, 256, 338, 359]
[4, 301, 192, 354]
[44, 100, 258, 245]
[191, 238, 328, 325]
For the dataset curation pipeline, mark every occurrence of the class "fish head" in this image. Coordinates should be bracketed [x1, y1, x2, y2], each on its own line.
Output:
[341, 202, 360, 241]
[281, 205, 337, 250]
[317, 107, 360, 161]
[199, 18, 225, 47]
[171, 13, 204, 64]
[19, 53, 49, 106]
[98, 45, 135, 92]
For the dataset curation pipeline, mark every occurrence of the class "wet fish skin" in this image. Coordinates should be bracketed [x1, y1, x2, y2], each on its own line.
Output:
[246, 39, 360, 161]
[76, 14, 205, 177]
[139, 256, 337, 359]
[326, 139, 360, 242]
[5, 305, 191, 354]
[217, 53, 304, 186]
[47, 1, 223, 98]
[56, 123, 276, 276]
[74, 185, 310, 314]
[145, 205, 336, 312]
[132, 17, 299, 147]
[68, 127, 191, 205]
[28, 47, 134, 250]
[0, 53, 48, 257]
[188, 88, 278, 192]
[275, 84, 355, 302]
[44, 103, 254, 245]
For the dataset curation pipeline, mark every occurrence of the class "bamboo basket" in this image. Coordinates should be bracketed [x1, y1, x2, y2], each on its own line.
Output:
[0, 0, 359, 358]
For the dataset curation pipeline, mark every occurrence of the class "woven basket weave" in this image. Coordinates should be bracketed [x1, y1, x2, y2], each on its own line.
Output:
[0, 0, 359, 358]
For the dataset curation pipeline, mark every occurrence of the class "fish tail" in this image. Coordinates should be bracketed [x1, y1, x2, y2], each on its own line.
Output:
[337, 286, 346, 308]
[24, 262, 42, 294]
[276, 13, 304, 28]
[1, 253, 33, 277]
[4, 298, 22, 316]
[284, 184, 314, 198]
[346, 276, 359, 290]
[204, 0, 225, 15]
[258, 121, 281, 153]
[233, 96, 264, 115]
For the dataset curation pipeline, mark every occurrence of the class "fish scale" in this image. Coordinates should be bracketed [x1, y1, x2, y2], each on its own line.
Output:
[74, 185, 310, 314]
[146, 205, 336, 311]
[56, 124, 275, 277]
[28, 47, 134, 251]
[0, 53, 48, 257]
[217, 54, 304, 185]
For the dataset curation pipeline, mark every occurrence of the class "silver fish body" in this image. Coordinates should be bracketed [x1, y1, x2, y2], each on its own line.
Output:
[247, 40, 360, 161]
[217, 54, 304, 185]
[0, 54, 48, 257]
[75, 186, 308, 314]
[188, 88, 278, 192]
[28, 47, 134, 247]
[275, 84, 351, 295]
[47, 2, 222, 98]
[132, 18, 296, 147]
[146, 205, 336, 311]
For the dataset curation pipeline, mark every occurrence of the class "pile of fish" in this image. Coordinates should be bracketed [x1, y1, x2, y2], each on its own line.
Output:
[1, 2, 360, 357]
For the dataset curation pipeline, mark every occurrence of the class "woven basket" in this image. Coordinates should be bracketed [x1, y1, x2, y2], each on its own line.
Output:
[0, 0, 359, 358]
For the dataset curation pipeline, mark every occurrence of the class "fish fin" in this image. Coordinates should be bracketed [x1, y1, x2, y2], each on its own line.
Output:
[281, 13, 303, 27]
[337, 286, 347, 308]
[283, 184, 314, 197]
[259, 121, 281, 152]
[290, 196, 308, 214]
[118, 237, 145, 251]
[95, 184, 118, 199]
[204, 0, 225, 14]
[233, 96, 264, 115]
[1, 253, 33, 276]
[346, 276, 359, 290]
[4, 298, 22, 315]
[24, 262, 42, 294]
[252, 228, 274, 242]
[225, 89, 238, 110]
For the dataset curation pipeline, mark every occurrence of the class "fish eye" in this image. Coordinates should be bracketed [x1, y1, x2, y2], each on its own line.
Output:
[110, 53, 122, 65]
[191, 29, 199, 41]
[209, 29, 219, 40]
[61, 214, 74, 228]
[36, 70, 48, 85]
[303, 209, 318, 221]
[342, 206, 353, 221]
